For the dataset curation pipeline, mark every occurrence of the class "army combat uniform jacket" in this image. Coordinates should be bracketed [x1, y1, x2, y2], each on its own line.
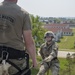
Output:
[40, 41, 58, 61]
[40, 41, 59, 68]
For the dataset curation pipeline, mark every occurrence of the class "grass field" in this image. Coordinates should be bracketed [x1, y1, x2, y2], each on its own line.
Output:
[57, 28, 75, 51]
[31, 56, 75, 75]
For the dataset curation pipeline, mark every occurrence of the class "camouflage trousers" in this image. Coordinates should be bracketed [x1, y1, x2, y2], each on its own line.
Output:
[0, 46, 31, 75]
[37, 60, 59, 75]
[0, 58, 31, 75]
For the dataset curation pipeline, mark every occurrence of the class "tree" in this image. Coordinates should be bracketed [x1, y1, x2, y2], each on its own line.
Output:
[30, 15, 46, 48]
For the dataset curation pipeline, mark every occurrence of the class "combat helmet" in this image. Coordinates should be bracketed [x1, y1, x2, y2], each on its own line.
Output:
[44, 31, 55, 39]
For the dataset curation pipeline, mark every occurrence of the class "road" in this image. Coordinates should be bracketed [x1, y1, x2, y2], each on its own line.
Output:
[58, 51, 75, 58]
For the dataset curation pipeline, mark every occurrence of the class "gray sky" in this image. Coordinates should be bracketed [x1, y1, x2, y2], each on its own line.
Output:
[0, 0, 75, 17]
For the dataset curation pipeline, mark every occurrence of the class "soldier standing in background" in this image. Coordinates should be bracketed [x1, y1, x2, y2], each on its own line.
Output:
[37, 31, 60, 75]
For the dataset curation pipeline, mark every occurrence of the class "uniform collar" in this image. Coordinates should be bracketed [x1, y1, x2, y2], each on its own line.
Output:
[46, 41, 54, 46]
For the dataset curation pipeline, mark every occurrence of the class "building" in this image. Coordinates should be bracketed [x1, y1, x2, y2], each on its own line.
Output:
[44, 24, 73, 41]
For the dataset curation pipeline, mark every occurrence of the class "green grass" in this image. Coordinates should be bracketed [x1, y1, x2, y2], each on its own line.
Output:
[57, 28, 75, 51]
[30, 56, 75, 75]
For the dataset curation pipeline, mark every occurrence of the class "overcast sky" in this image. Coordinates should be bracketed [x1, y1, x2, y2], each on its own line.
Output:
[0, 0, 75, 17]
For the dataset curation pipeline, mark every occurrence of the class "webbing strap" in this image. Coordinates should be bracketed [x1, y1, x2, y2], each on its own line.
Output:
[0, 46, 30, 75]
[0, 60, 30, 75]
[0, 46, 26, 59]
[6, 60, 22, 72]
[6, 60, 29, 75]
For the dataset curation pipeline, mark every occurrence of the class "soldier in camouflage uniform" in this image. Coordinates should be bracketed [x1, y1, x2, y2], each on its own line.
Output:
[37, 31, 60, 75]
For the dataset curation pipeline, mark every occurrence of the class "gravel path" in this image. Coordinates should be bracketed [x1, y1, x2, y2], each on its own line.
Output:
[38, 50, 75, 58]
[58, 51, 75, 58]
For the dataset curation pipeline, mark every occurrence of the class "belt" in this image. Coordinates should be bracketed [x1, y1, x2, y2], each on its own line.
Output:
[0, 46, 26, 59]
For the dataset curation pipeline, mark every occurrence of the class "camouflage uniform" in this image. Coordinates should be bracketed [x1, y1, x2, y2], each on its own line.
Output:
[37, 41, 59, 75]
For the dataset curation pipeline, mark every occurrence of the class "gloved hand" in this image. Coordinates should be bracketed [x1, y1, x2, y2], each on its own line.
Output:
[43, 55, 53, 62]
[43, 57, 51, 62]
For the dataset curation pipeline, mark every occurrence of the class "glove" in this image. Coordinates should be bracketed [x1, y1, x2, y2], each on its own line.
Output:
[43, 56, 53, 62]
[43, 57, 51, 62]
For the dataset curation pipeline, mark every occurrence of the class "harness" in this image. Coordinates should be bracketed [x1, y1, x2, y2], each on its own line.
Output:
[0, 46, 31, 75]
